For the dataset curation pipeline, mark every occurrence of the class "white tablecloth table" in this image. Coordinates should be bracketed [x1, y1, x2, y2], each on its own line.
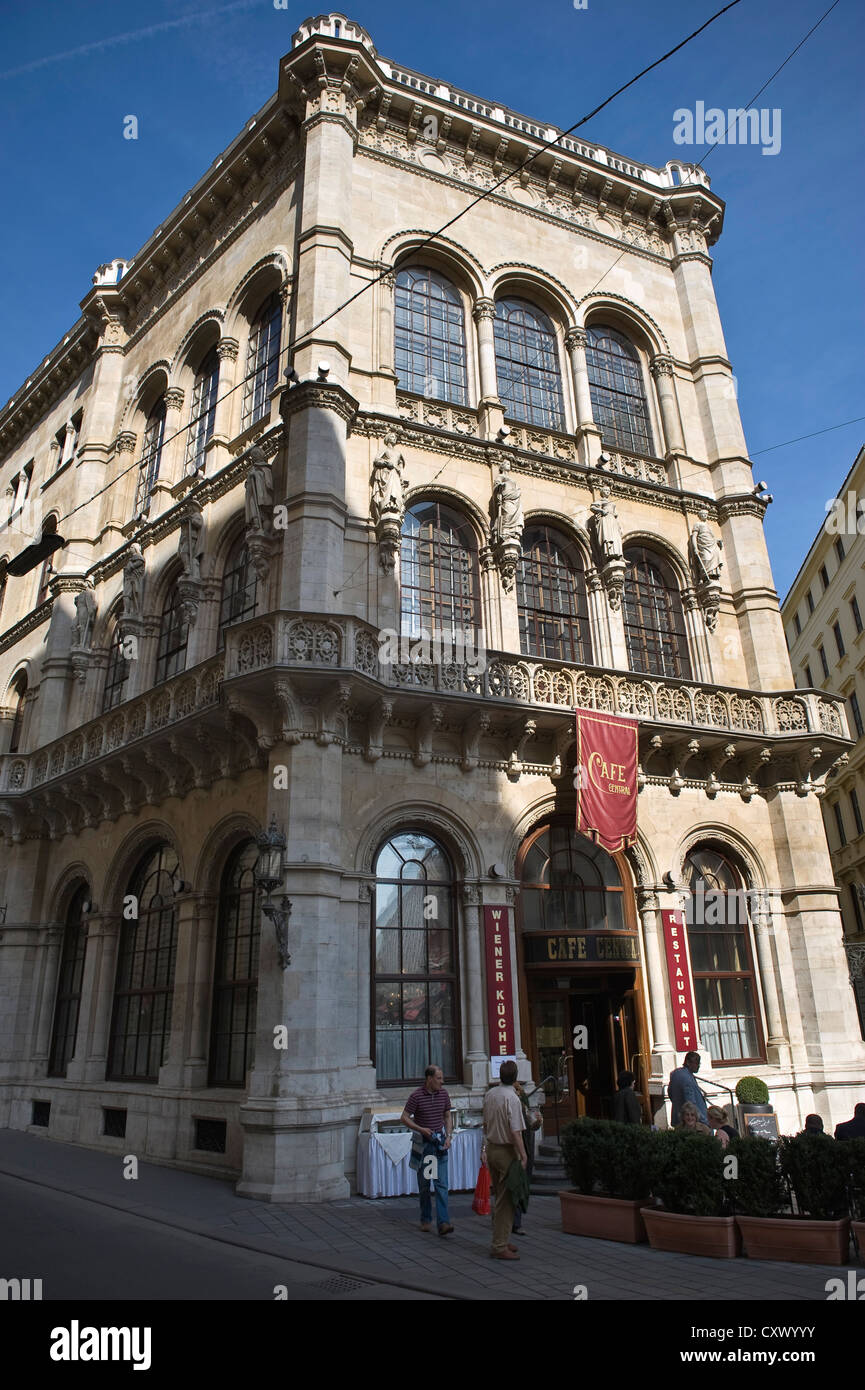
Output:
[357, 1128, 484, 1198]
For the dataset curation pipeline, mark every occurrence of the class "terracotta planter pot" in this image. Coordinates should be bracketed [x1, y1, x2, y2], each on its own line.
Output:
[852, 1221, 865, 1263]
[558, 1190, 649, 1244]
[642, 1206, 741, 1258]
[736, 1215, 851, 1265]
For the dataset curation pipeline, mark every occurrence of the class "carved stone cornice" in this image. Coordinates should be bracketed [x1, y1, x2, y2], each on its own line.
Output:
[717, 497, 770, 524]
[280, 381, 358, 426]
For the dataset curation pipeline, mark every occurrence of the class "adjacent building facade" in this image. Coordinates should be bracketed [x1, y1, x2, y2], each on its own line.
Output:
[783, 443, 865, 1039]
[1, 14, 863, 1201]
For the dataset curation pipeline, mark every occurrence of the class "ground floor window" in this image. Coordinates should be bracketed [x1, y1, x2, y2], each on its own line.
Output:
[683, 846, 764, 1064]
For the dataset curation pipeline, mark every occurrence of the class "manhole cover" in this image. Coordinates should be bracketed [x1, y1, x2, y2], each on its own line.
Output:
[313, 1274, 374, 1295]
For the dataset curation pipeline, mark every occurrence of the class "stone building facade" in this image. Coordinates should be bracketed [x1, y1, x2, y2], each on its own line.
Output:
[783, 443, 865, 1038]
[1, 14, 863, 1201]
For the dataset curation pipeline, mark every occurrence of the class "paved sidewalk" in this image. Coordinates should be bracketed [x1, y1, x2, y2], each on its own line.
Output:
[0, 1130, 859, 1301]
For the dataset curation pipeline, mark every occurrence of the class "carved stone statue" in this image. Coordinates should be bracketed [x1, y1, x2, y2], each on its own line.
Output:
[178, 508, 204, 581]
[370, 432, 407, 524]
[245, 446, 273, 533]
[689, 506, 723, 582]
[589, 486, 623, 563]
[490, 466, 524, 547]
[122, 543, 145, 620]
[71, 578, 97, 649]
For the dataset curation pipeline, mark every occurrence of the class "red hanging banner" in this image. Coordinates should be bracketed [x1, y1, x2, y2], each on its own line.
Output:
[661, 908, 699, 1052]
[483, 905, 516, 1057]
[575, 708, 638, 853]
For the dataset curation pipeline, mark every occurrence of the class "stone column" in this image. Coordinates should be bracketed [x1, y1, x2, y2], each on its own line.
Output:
[462, 886, 488, 1088]
[356, 882, 373, 1066]
[749, 890, 790, 1067]
[473, 299, 504, 439]
[66, 913, 120, 1083]
[637, 888, 675, 1073]
[29, 922, 64, 1075]
[33, 576, 81, 747]
[373, 270, 399, 412]
[152, 387, 185, 503]
[160, 891, 216, 1089]
[208, 337, 239, 472]
[650, 354, 687, 487]
[566, 327, 603, 467]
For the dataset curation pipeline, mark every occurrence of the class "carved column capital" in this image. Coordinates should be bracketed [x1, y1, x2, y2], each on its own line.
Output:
[164, 387, 185, 412]
[565, 326, 588, 353]
[217, 336, 239, 363]
[473, 298, 496, 325]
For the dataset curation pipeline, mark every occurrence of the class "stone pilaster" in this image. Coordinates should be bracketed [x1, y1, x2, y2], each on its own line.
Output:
[566, 327, 603, 467]
[65, 912, 120, 1083]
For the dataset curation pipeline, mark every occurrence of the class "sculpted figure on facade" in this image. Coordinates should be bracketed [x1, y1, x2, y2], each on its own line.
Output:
[245, 446, 274, 534]
[122, 543, 145, 621]
[71, 578, 97, 650]
[178, 507, 204, 581]
[370, 431, 408, 572]
[588, 484, 626, 610]
[488, 464, 524, 593]
[689, 506, 723, 631]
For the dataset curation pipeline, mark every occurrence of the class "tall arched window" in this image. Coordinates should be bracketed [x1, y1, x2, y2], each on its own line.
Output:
[400, 501, 479, 641]
[209, 840, 261, 1086]
[135, 395, 167, 514]
[394, 267, 468, 405]
[102, 620, 131, 712]
[518, 526, 592, 664]
[218, 533, 258, 648]
[494, 298, 564, 430]
[585, 325, 654, 456]
[185, 345, 219, 473]
[108, 843, 179, 1081]
[9, 674, 27, 753]
[519, 824, 626, 934]
[154, 580, 189, 684]
[48, 883, 90, 1077]
[373, 831, 460, 1084]
[242, 291, 282, 429]
[623, 545, 691, 679]
[0, 557, 7, 626]
[683, 847, 764, 1064]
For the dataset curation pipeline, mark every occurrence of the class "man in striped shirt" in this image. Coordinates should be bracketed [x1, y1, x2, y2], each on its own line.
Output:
[401, 1064, 454, 1235]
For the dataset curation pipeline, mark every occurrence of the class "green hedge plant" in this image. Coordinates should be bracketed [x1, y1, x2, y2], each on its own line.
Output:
[559, 1117, 654, 1201]
[779, 1133, 849, 1219]
[735, 1076, 770, 1105]
[649, 1129, 726, 1217]
[726, 1136, 787, 1217]
[836, 1136, 865, 1221]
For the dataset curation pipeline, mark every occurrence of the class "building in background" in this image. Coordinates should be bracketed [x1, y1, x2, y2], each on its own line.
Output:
[0, 14, 863, 1202]
[783, 443, 865, 1037]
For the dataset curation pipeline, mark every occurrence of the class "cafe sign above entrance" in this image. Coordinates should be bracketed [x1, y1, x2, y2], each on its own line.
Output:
[524, 932, 640, 965]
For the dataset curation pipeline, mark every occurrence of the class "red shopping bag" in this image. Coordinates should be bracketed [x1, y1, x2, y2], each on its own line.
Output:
[471, 1161, 491, 1215]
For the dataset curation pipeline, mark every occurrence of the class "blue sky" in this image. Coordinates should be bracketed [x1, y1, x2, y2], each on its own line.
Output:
[1, 0, 862, 596]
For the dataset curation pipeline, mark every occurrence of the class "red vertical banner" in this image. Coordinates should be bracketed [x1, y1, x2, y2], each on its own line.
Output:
[483, 905, 515, 1057]
[661, 908, 698, 1052]
[575, 708, 638, 853]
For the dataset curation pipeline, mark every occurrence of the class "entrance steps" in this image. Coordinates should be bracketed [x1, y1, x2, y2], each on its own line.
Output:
[530, 1136, 568, 1194]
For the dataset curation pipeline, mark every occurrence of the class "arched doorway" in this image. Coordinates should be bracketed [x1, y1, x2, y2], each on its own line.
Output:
[515, 822, 650, 1124]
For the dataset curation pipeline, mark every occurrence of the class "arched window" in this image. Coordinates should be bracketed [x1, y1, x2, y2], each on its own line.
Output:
[242, 291, 282, 429]
[102, 621, 131, 712]
[218, 533, 258, 648]
[185, 345, 219, 474]
[494, 298, 564, 430]
[394, 267, 468, 405]
[48, 883, 89, 1077]
[209, 840, 261, 1086]
[154, 580, 189, 684]
[518, 824, 626, 934]
[400, 501, 479, 641]
[518, 526, 592, 664]
[9, 674, 27, 753]
[683, 847, 764, 1064]
[0, 558, 7, 627]
[585, 325, 654, 456]
[373, 831, 460, 1084]
[135, 395, 167, 514]
[108, 843, 179, 1081]
[623, 545, 691, 679]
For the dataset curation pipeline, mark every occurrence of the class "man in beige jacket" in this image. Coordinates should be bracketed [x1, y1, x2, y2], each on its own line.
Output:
[482, 1060, 527, 1260]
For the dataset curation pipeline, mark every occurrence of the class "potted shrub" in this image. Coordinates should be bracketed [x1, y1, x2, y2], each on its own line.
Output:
[642, 1129, 741, 1258]
[735, 1076, 772, 1127]
[734, 1133, 850, 1264]
[558, 1117, 653, 1243]
[841, 1137, 865, 1260]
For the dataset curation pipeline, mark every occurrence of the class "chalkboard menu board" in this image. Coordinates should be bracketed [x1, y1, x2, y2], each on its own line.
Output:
[743, 1111, 780, 1141]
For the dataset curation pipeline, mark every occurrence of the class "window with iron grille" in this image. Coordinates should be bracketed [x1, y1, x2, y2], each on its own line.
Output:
[622, 546, 691, 679]
[208, 841, 260, 1087]
[585, 325, 654, 456]
[373, 832, 460, 1085]
[518, 526, 592, 664]
[242, 292, 282, 430]
[48, 883, 89, 1077]
[107, 843, 179, 1082]
[135, 396, 167, 514]
[400, 501, 479, 641]
[851, 692, 864, 737]
[154, 582, 189, 684]
[185, 346, 219, 474]
[851, 596, 863, 634]
[494, 298, 564, 430]
[194, 1118, 227, 1153]
[394, 266, 468, 405]
[834, 621, 846, 659]
[819, 645, 829, 678]
[9, 675, 27, 753]
[834, 802, 847, 847]
[218, 536, 258, 649]
[851, 789, 864, 837]
[102, 622, 131, 712]
[103, 1108, 127, 1138]
[683, 847, 764, 1065]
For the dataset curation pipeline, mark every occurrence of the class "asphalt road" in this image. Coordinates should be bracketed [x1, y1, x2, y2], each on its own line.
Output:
[0, 1172, 440, 1302]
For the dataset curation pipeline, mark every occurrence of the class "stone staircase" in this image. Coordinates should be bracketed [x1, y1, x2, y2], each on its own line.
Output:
[530, 1136, 568, 1195]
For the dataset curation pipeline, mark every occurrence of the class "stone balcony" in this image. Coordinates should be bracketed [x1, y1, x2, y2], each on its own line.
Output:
[0, 613, 851, 838]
